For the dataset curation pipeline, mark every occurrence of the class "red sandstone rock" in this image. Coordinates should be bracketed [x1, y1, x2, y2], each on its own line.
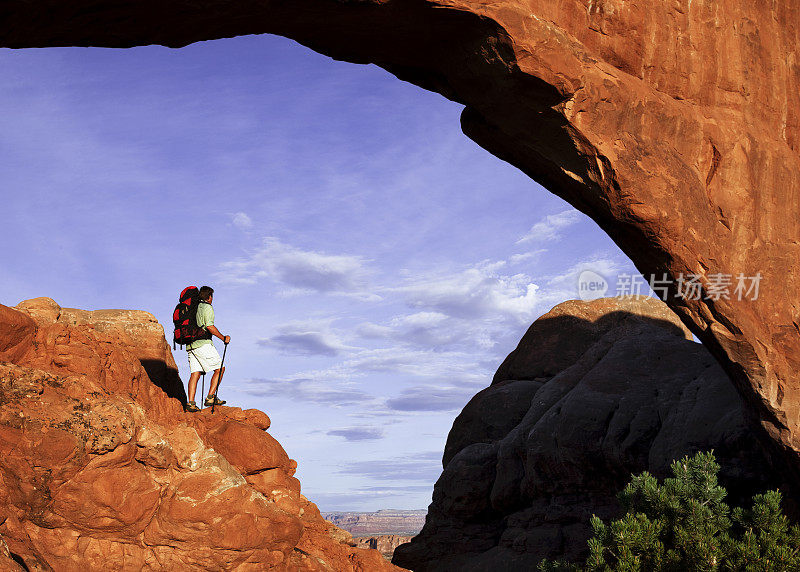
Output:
[0, 305, 35, 363]
[199, 418, 290, 475]
[0, 533, 26, 571]
[0, 300, 402, 571]
[16, 297, 188, 409]
[2, 0, 797, 477]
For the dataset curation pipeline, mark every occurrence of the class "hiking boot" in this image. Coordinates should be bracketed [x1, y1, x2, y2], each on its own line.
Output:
[204, 395, 226, 407]
[184, 401, 200, 412]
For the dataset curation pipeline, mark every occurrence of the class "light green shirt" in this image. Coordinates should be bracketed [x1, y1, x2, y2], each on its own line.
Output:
[187, 302, 214, 350]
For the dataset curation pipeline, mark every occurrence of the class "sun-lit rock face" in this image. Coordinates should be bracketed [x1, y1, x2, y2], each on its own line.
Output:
[0, 299, 403, 571]
[2, 0, 799, 472]
[394, 297, 779, 570]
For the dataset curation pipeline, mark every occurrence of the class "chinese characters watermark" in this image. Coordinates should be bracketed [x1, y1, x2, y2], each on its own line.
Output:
[577, 271, 762, 301]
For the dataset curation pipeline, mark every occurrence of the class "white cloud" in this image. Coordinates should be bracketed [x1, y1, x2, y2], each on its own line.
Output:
[338, 452, 443, 481]
[242, 345, 491, 413]
[385, 384, 483, 412]
[545, 256, 629, 293]
[358, 311, 496, 351]
[394, 260, 539, 324]
[238, 246, 637, 429]
[356, 322, 395, 339]
[231, 211, 253, 229]
[327, 426, 385, 441]
[340, 348, 490, 384]
[258, 319, 357, 356]
[311, 487, 433, 511]
[345, 255, 556, 357]
[218, 237, 374, 294]
[517, 209, 582, 243]
[396, 311, 448, 328]
[509, 250, 546, 265]
[244, 376, 373, 406]
[518, 255, 638, 313]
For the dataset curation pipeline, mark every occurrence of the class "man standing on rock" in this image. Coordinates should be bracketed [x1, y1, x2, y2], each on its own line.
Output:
[185, 286, 231, 412]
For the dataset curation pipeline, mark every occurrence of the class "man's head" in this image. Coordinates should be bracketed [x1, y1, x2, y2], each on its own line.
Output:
[199, 285, 214, 302]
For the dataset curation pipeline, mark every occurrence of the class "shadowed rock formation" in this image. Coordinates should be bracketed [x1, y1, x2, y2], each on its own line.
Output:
[0, 298, 403, 571]
[2, 0, 799, 475]
[393, 296, 779, 570]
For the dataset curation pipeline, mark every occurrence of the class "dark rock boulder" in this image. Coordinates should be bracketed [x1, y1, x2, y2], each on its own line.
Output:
[395, 297, 778, 570]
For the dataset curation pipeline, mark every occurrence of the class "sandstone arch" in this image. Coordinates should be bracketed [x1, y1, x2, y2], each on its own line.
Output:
[3, 1, 799, 471]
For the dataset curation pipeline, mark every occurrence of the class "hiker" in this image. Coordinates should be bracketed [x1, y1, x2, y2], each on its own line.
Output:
[185, 285, 231, 412]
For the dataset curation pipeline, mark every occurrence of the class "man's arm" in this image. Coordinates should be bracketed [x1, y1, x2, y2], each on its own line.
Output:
[207, 325, 231, 344]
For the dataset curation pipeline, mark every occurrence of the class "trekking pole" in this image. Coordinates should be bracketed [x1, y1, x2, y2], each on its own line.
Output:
[212, 341, 228, 414]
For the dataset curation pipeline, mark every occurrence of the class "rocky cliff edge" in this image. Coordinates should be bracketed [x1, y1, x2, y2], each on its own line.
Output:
[0, 297, 404, 571]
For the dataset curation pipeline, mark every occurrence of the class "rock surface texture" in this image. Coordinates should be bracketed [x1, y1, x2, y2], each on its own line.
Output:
[393, 297, 779, 570]
[2, 0, 799, 477]
[0, 298, 402, 571]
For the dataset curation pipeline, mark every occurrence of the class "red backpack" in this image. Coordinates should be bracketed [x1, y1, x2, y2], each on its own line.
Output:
[172, 286, 211, 349]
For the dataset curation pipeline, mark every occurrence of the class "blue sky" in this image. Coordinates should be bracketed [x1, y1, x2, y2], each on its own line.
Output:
[1, 35, 641, 511]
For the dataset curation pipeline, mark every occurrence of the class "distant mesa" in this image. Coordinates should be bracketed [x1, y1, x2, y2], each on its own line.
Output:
[355, 535, 416, 562]
[323, 510, 426, 563]
[322, 509, 427, 536]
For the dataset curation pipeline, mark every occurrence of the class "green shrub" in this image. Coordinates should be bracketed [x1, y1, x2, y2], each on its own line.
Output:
[540, 451, 800, 571]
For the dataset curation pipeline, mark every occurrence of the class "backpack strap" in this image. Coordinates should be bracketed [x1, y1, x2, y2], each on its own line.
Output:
[196, 301, 213, 340]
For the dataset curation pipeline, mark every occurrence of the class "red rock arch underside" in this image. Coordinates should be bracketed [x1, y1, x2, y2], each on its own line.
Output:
[3, 0, 799, 479]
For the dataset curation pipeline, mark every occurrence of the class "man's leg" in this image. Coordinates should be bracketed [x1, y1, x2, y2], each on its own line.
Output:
[188, 371, 202, 403]
[207, 367, 225, 397]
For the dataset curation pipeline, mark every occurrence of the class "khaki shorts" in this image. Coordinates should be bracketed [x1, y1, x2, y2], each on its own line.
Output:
[187, 343, 222, 374]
